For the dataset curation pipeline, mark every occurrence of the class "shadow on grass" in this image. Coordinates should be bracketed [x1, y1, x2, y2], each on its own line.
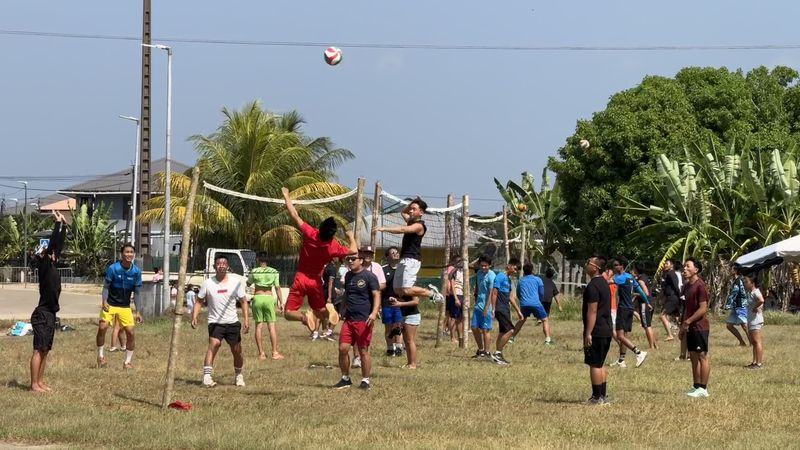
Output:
[113, 393, 161, 408]
[4, 379, 30, 391]
[175, 377, 204, 386]
[535, 394, 587, 405]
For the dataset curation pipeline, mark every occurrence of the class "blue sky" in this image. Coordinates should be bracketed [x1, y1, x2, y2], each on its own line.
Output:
[2, 1, 800, 214]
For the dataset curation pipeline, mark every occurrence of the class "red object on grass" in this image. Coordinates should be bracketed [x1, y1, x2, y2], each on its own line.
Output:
[168, 400, 192, 410]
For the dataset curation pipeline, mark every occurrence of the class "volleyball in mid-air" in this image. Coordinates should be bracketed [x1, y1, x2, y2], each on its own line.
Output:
[579, 139, 590, 150]
[517, 203, 528, 213]
[324, 47, 343, 66]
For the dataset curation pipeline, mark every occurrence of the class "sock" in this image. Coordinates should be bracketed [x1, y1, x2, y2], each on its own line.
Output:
[601, 382, 607, 397]
[591, 384, 601, 399]
[97, 346, 104, 358]
[633, 347, 641, 355]
[234, 367, 242, 376]
[342, 375, 350, 381]
[618, 353, 626, 362]
[698, 384, 707, 390]
[362, 377, 370, 384]
[203, 366, 213, 377]
[125, 350, 134, 364]
[545, 337, 552, 342]
[693, 383, 700, 389]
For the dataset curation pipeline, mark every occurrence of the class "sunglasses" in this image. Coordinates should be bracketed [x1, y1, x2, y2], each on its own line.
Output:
[346, 256, 361, 262]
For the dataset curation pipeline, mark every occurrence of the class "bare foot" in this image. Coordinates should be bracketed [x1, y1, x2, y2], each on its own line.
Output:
[30, 384, 48, 393]
[271, 353, 284, 360]
[259, 353, 268, 361]
[39, 383, 52, 392]
[664, 336, 674, 342]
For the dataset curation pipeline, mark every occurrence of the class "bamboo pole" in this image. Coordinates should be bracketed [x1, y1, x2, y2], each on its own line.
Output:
[435, 195, 453, 348]
[161, 166, 199, 409]
[520, 223, 527, 266]
[502, 205, 510, 265]
[369, 181, 381, 250]
[460, 195, 470, 349]
[353, 177, 366, 247]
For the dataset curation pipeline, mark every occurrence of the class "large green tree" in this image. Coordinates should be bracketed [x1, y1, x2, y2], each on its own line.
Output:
[549, 65, 800, 259]
[65, 203, 116, 277]
[139, 101, 355, 254]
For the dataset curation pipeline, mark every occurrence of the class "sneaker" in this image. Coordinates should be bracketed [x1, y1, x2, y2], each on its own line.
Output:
[686, 387, 709, 398]
[544, 339, 554, 346]
[235, 374, 246, 387]
[746, 363, 763, 370]
[352, 356, 362, 368]
[609, 360, 627, 368]
[333, 378, 352, 389]
[491, 352, 510, 365]
[386, 349, 395, 356]
[358, 380, 371, 390]
[97, 357, 107, 368]
[427, 284, 445, 303]
[585, 396, 605, 405]
[471, 350, 486, 359]
[202, 375, 217, 388]
[394, 347, 403, 357]
[635, 351, 648, 368]
[122, 362, 133, 370]
[109, 346, 120, 352]
[311, 331, 320, 341]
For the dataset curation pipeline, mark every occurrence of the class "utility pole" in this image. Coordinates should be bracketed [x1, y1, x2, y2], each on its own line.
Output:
[20, 181, 28, 272]
[137, 0, 153, 256]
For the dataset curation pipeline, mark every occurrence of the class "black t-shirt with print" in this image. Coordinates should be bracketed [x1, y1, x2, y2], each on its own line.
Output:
[343, 270, 379, 321]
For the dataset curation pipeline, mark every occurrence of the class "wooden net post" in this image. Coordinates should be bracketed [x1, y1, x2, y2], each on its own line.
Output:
[161, 166, 199, 409]
[353, 177, 366, 247]
[370, 181, 381, 250]
[460, 195, 470, 349]
[502, 205, 510, 265]
[435, 195, 453, 348]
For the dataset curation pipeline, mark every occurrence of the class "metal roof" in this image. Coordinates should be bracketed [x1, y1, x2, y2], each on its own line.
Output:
[57, 158, 192, 196]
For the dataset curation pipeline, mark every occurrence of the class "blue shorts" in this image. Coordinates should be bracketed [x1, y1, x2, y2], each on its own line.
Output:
[471, 306, 493, 330]
[726, 307, 747, 325]
[446, 294, 464, 319]
[381, 306, 403, 325]
[521, 304, 548, 320]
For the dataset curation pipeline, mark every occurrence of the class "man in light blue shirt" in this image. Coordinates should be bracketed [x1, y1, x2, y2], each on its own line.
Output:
[512, 263, 554, 346]
[471, 255, 495, 358]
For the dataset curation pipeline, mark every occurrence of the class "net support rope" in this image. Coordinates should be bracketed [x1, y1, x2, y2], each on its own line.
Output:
[380, 190, 463, 213]
[203, 181, 358, 204]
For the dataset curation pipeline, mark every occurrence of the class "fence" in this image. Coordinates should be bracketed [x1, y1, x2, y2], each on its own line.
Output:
[0, 266, 79, 285]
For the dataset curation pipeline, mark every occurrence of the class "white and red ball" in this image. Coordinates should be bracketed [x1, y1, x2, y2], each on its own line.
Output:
[324, 47, 343, 66]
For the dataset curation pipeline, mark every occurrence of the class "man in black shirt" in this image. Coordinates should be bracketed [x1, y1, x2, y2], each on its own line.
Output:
[29, 211, 67, 392]
[582, 254, 612, 405]
[658, 259, 682, 342]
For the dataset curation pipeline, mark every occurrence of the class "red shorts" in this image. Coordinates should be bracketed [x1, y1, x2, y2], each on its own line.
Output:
[339, 320, 373, 349]
[285, 272, 325, 311]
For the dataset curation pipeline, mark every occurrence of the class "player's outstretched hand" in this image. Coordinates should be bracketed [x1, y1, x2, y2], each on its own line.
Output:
[281, 187, 290, 198]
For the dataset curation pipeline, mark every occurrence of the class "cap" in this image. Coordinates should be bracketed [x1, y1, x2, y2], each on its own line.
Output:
[358, 245, 375, 254]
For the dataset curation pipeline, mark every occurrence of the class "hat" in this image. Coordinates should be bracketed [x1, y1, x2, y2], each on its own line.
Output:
[358, 245, 375, 254]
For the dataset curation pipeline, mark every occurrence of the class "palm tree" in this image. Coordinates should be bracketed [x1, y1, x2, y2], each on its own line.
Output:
[139, 101, 355, 254]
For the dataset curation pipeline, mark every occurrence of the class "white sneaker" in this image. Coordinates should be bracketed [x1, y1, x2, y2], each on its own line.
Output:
[427, 284, 445, 303]
[235, 374, 246, 387]
[609, 360, 627, 368]
[352, 356, 362, 368]
[635, 351, 648, 368]
[202, 374, 217, 388]
[311, 331, 320, 341]
[686, 387, 709, 398]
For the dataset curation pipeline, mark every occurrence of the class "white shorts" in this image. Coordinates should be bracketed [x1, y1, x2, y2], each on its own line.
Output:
[403, 313, 421, 326]
[748, 322, 763, 331]
[393, 258, 421, 290]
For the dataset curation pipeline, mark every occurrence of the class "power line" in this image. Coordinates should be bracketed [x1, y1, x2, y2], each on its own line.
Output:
[3, 29, 800, 52]
[0, 183, 59, 193]
[0, 174, 109, 181]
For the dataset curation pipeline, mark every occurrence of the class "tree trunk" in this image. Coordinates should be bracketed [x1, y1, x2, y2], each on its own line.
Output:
[460, 196, 470, 349]
[161, 167, 200, 409]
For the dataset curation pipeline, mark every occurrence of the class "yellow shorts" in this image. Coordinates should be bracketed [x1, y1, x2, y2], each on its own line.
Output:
[100, 306, 136, 328]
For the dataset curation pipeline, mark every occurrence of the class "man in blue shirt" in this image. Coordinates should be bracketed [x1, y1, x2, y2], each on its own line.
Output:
[490, 258, 522, 365]
[470, 255, 495, 359]
[610, 256, 648, 369]
[511, 263, 554, 348]
[95, 243, 143, 369]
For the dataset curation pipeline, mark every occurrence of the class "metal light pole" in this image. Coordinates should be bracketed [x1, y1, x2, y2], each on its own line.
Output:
[19, 181, 28, 274]
[143, 43, 173, 306]
[119, 115, 141, 245]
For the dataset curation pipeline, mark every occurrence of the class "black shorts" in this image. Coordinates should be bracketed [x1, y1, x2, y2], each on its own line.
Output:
[584, 336, 612, 368]
[662, 296, 681, 316]
[637, 302, 653, 328]
[542, 301, 552, 315]
[686, 330, 709, 353]
[615, 309, 634, 332]
[446, 294, 464, 319]
[31, 308, 56, 352]
[495, 310, 514, 334]
[208, 322, 242, 346]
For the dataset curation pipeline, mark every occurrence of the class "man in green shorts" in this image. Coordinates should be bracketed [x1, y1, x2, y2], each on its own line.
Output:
[247, 252, 284, 360]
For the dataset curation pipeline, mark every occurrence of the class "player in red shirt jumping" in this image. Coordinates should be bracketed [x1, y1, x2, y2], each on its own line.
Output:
[282, 187, 358, 332]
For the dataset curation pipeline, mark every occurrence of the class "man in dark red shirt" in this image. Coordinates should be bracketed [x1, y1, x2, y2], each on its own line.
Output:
[681, 257, 710, 398]
[282, 188, 358, 332]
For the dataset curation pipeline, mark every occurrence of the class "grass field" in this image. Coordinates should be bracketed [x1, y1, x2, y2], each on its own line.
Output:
[1, 300, 799, 449]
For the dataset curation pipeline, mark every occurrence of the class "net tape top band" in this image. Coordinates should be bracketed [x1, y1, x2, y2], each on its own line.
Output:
[203, 182, 358, 204]
[380, 190, 463, 213]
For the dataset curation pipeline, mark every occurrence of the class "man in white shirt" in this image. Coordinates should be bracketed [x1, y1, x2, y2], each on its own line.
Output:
[192, 255, 249, 387]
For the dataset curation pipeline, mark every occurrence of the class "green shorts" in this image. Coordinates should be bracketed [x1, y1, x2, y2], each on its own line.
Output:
[251, 294, 277, 323]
